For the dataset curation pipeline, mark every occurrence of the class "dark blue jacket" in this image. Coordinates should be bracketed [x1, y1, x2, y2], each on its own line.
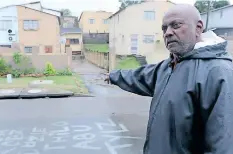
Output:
[109, 36, 233, 154]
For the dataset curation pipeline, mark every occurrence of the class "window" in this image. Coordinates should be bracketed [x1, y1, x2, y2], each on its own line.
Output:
[68, 39, 79, 44]
[144, 11, 155, 20]
[143, 35, 155, 43]
[45, 46, 53, 53]
[0, 20, 12, 31]
[24, 47, 33, 53]
[130, 34, 138, 54]
[89, 19, 95, 24]
[24, 20, 39, 30]
[103, 19, 109, 24]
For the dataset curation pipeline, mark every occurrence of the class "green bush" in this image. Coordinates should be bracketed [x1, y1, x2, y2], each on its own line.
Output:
[11, 69, 22, 78]
[56, 68, 73, 76]
[13, 52, 34, 75]
[13, 52, 23, 64]
[44, 62, 56, 76]
[0, 58, 11, 75]
[23, 68, 36, 75]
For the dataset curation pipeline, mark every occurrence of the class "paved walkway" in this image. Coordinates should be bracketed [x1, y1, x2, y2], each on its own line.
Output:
[72, 60, 138, 97]
[72, 60, 107, 74]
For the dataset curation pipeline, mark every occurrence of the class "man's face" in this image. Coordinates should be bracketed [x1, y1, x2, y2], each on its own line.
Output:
[162, 13, 197, 55]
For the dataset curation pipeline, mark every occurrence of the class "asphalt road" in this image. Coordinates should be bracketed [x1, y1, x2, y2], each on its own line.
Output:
[0, 96, 151, 154]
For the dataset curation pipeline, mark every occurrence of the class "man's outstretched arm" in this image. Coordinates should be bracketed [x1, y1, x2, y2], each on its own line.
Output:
[200, 66, 233, 154]
[108, 63, 161, 97]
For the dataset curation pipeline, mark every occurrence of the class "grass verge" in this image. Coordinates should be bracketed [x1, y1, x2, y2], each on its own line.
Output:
[116, 57, 141, 69]
[84, 44, 109, 53]
[0, 74, 89, 95]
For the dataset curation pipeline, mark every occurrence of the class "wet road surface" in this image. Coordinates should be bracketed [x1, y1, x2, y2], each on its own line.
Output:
[0, 96, 151, 154]
[72, 61, 134, 97]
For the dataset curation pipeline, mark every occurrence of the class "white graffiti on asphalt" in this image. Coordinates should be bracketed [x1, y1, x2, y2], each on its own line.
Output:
[0, 118, 143, 154]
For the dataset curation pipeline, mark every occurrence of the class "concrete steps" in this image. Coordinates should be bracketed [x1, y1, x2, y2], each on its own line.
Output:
[133, 55, 148, 66]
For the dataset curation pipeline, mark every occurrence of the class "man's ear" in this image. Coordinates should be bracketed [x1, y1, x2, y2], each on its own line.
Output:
[196, 20, 204, 36]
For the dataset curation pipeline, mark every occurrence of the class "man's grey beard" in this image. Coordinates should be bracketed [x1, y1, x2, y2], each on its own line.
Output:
[170, 42, 195, 56]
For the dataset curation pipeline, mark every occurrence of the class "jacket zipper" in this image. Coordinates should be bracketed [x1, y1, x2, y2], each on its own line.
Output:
[144, 65, 175, 152]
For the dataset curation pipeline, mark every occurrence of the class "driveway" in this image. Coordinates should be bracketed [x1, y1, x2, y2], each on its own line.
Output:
[72, 60, 134, 97]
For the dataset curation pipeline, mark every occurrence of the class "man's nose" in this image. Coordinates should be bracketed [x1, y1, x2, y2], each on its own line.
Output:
[164, 27, 174, 37]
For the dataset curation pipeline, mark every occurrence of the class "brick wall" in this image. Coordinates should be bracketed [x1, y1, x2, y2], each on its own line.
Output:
[0, 46, 72, 70]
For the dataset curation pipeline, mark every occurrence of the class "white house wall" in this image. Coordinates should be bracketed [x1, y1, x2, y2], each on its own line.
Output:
[0, 6, 19, 45]
[201, 6, 233, 29]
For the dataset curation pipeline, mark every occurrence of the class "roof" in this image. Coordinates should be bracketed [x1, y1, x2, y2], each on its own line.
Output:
[201, 4, 233, 15]
[19, 1, 41, 6]
[62, 16, 78, 18]
[0, 1, 61, 16]
[20, 1, 61, 13]
[60, 27, 82, 35]
[18, 6, 60, 17]
[42, 7, 62, 13]
[79, 10, 113, 21]
[0, 2, 60, 17]
[108, 0, 175, 19]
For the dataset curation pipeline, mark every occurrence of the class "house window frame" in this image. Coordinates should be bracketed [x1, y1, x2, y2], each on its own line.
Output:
[89, 19, 95, 24]
[144, 11, 155, 20]
[24, 46, 33, 54]
[68, 39, 80, 44]
[143, 35, 155, 43]
[103, 19, 109, 24]
[130, 34, 138, 54]
[23, 20, 39, 31]
[0, 20, 12, 31]
[44, 46, 53, 53]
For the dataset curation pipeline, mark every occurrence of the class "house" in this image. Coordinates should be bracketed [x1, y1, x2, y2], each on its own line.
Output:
[79, 11, 112, 44]
[79, 11, 112, 33]
[17, 5, 61, 54]
[201, 5, 233, 36]
[60, 27, 83, 56]
[0, 3, 62, 54]
[61, 16, 79, 28]
[108, 0, 174, 70]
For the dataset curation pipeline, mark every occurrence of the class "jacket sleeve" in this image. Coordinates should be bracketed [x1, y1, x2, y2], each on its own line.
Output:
[201, 66, 233, 154]
[109, 64, 160, 97]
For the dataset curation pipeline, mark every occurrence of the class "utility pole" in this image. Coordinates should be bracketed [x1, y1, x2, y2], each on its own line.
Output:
[205, 0, 211, 32]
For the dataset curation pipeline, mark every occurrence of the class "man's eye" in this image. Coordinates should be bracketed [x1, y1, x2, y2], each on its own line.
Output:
[172, 23, 182, 29]
[162, 26, 167, 33]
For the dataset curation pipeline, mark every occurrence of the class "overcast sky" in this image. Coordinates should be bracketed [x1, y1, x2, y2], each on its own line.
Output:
[0, 0, 232, 17]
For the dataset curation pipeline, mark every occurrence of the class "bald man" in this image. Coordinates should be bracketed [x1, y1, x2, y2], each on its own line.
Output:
[106, 4, 233, 154]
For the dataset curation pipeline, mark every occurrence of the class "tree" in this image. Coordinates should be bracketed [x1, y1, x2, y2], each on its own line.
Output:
[74, 18, 79, 28]
[194, 0, 230, 13]
[61, 9, 72, 16]
[119, 0, 142, 10]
